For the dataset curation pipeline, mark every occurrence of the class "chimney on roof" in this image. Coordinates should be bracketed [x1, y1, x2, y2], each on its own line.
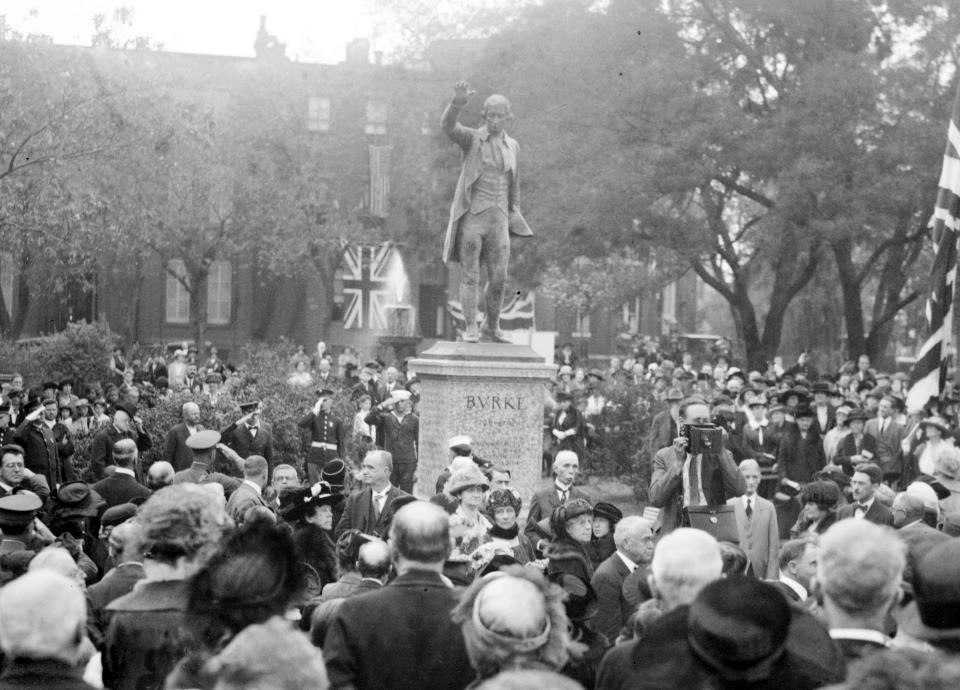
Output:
[345, 38, 370, 65]
[254, 15, 286, 60]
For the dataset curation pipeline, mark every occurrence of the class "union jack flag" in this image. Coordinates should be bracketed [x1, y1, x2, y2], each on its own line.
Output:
[341, 243, 397, 331]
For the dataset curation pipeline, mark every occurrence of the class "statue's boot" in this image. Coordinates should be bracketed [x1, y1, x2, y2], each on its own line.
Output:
[462, 323, 481, 342]
[483, 320, 511, 343]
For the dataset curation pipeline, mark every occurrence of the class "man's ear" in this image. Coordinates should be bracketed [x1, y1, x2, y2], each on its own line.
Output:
[809, 575, 824, 606]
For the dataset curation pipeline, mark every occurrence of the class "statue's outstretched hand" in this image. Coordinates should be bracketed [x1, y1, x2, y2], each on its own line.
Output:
[453, 80, 476, 104]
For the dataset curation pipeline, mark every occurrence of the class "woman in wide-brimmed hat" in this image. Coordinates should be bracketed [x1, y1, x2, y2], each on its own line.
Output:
[904, 416, 954, 486]
[448, 465, 492, 560]
[934, 444, 960, 515]
[279, 482, 344, 595]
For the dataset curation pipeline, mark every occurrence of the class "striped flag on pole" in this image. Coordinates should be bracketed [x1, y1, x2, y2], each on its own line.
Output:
[369, 145, 392, 218]
[906, 85, 960, 412]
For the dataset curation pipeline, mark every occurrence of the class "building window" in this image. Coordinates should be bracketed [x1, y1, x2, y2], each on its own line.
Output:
[165, 260, 190, 324]
[573, 306, 591, 339]
[621, 297, 640, 333]
[307, 96, 331, 132]
[207, 260, 232, 325]
[365, 100, 388, 135]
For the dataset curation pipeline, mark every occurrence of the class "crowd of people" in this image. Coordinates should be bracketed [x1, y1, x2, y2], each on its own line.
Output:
[1, 340, 960, 688]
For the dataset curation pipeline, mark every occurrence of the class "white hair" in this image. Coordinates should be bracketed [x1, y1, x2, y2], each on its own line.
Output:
[818, 520, 905, 617]
[649, 528, 722, 611]
[0, 570, 86, 664]
[613, 516, 653, 549]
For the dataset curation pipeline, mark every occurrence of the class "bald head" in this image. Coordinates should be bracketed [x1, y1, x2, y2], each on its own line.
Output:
[389, 501, 451, 570]
[0, 570, 86, 665]
[147, 461, 174, 490]
[650, 528, 723, 611]
[357, 540, 391, 580]
[892, 491, 926, 528]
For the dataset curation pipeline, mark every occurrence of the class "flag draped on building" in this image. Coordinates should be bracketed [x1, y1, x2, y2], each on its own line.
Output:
[447, 292, 535, 332]
[369, 145, 392, 218]
[342, 243, 398, 331]
[906, 85, 960, 412]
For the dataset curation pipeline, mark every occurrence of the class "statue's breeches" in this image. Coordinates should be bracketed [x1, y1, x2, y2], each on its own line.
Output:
[459, 208, 510, 328]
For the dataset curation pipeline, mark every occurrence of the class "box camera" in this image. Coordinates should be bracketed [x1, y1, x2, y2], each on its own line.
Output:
[680, 423, 725, 455]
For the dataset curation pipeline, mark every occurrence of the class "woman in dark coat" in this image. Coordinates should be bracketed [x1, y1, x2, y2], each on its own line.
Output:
[278, 483, 343, 600]
[550, 392, 585, 459]
[546, 499, 595, 584]
[790, 480, 842, 538]
[775, 404, 826, 538]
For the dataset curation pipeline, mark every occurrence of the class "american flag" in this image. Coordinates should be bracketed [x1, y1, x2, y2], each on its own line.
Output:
[341, 243, 397, 331]
[369, 145, 392, 218]
[907, 85, 960, 411]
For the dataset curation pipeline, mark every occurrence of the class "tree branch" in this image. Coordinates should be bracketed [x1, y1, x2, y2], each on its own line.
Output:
[712, 174, 775, 208]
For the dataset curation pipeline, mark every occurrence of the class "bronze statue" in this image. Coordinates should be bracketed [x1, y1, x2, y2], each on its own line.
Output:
[442, 81, 532, 343]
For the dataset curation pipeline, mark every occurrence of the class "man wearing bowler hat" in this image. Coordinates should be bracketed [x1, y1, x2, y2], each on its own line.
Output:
[299, 389, 345, 484]
[88, 400, 151, 482]
[220, 400, 274, 472]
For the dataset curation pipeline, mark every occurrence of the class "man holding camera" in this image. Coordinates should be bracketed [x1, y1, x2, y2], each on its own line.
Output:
[649, 398, 746, 534]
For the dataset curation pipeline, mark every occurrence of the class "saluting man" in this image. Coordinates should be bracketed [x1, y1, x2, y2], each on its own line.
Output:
[299, 389, 345, 484]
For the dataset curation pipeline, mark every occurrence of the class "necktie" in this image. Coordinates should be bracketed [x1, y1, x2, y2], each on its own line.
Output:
[688, 454, 702, 506]
[373, 491, 386, 519]
[746, 498, 753, 518]
[857, 502, 869, 511]
[560, 488, 569, 503]
[248, 425, 257, 438]
[879, 419, 885, 434]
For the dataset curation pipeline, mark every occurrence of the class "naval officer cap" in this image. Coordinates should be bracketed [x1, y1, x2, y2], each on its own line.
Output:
[186, 429, 221, 451]
[0, 492, 43, 527]
[239, 400, 261, 414]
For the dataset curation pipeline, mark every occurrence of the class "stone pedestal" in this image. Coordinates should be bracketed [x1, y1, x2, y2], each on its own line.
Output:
[409, 341, 554, 501]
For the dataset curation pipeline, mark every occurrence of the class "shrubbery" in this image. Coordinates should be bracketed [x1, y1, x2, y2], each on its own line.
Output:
[2, 329, 660, 494]
[578, 378, 657, 503]
[0, 320, 119, 384]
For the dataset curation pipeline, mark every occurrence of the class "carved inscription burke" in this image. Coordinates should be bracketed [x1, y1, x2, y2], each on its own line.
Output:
[464, 395, 526, 411]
